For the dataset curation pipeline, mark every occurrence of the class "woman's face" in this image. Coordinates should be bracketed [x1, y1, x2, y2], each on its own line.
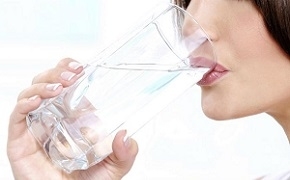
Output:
[186, 0, 290, 120]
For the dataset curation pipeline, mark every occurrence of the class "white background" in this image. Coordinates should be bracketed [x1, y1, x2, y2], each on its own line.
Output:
[1, 0, 290, 179]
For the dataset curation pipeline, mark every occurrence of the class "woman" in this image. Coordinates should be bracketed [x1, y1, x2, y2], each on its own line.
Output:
[175, 1, 290, 124]
[7, 0, 290, 179]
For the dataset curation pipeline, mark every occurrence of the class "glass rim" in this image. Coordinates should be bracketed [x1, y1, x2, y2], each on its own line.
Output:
[88, 2, 216, 72]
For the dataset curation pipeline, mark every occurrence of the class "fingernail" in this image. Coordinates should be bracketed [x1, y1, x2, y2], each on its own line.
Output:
[69, 62, 83, 70]
[28, 95, 39, 101]
[76, 69, 85, 78]
[61, 71, 76, 81]
[123, 130, 131, 147]
[46, 83, 62, 91]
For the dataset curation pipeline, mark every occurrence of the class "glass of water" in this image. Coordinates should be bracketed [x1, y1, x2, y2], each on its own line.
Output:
[26, 2, 216, 173]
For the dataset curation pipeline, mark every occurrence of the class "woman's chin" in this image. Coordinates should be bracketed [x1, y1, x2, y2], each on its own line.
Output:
[202, 107, 236, 121]
[203, 113, 230, 121]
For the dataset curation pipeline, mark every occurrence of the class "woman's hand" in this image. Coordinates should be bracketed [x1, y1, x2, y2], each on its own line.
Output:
[7, 58, 138, 180]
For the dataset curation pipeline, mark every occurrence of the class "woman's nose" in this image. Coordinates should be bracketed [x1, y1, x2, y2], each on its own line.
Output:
[183, 2, 219, 43]
[182, 16, 202, 37]
[182, 17, 209, 51]
[180, 14, 216, 63]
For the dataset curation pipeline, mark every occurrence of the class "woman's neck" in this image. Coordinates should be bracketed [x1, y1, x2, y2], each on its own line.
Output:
[267, 106, 290, 141]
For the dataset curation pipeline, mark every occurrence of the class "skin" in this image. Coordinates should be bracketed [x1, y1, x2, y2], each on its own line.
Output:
[185, 0, 290, 139]
[7, 58, 138, 180]
[7, 1, 290, 179]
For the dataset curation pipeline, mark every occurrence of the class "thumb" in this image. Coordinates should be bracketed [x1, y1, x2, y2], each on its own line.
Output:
[109, 130, 138, 176]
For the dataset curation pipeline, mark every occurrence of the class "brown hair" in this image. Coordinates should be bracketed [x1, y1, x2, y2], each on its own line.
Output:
[173, 0, 290, 56]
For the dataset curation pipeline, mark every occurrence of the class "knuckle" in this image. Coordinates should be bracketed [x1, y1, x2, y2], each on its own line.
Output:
[57, 58, 76, 67]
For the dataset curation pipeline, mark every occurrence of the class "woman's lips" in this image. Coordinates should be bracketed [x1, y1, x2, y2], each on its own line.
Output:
[189, 56, 228, 86]
[197, 63, 229, 86]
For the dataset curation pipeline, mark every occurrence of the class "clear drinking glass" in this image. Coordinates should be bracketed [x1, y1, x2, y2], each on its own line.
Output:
[26, 3, 216, 173]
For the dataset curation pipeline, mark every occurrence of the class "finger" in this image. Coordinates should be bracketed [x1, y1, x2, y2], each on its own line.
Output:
[107, 130, 139, 177]
[8, 95, 42, 140]
[11, 83, 63, 140]
[32, 58, 84, 87]
[17, 83, 63, 101]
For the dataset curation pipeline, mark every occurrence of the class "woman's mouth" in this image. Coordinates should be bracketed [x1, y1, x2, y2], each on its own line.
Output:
[197, 63, 229, 86]
[189, 56, 228, 86]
